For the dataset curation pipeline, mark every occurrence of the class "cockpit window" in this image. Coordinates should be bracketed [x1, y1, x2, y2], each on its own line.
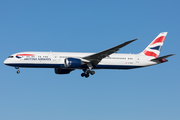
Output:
[8, 56, 14, 58]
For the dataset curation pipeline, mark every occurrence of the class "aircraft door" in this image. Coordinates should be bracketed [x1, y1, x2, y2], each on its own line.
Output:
[135, 56, 140, 65]
[52, 54, 60, 63]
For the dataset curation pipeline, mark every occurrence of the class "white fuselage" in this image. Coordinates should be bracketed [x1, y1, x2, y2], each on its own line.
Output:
[4, 51, 157, 70]
[4, 32, 173, 77]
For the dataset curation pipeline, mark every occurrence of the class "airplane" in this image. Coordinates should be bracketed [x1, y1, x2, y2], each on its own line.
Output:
[4, 32, 175, 78]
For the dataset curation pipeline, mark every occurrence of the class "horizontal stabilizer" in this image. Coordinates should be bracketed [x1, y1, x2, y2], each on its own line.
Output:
[151, 54, 175, 62]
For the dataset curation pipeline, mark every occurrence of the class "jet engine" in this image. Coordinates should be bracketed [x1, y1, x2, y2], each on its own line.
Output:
[54, 68, 73, 74]
[64, 58, 82, 68]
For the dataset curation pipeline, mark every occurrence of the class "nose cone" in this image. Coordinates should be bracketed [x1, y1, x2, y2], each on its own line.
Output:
[4, 59, 8, 65]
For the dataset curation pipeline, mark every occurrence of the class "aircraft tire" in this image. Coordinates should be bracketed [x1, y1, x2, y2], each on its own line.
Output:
[90, 71, 95, 75]
[81, 73, 85, 77]
[85, 73, 89, 78]
[17, 70, 20, 74]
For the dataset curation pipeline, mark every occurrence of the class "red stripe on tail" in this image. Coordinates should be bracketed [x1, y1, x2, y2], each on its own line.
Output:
[150, 36, 166, 45]
[143, 50, 158, 58]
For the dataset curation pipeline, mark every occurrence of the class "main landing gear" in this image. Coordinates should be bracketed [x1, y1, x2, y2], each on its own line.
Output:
[15, 67, 20, 74]
[81, 63, 95, 78]
[81, 69, 95, 78]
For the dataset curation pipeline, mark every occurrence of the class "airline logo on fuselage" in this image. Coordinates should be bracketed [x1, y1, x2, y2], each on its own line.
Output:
[16, 54, 34, 58]
[16, 54, 51, 61]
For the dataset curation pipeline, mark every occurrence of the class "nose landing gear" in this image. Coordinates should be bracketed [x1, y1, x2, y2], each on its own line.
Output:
[17, 70, 20, 74]
[15, 67, 20, 74]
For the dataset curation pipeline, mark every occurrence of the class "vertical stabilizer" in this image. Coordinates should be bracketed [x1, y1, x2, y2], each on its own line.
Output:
[140, 32, 167, 58]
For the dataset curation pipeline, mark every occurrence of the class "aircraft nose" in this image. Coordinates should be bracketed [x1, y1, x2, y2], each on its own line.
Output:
[4, 59, 8, 65]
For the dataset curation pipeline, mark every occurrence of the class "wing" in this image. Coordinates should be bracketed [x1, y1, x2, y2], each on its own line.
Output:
[82, 38, 138, 66]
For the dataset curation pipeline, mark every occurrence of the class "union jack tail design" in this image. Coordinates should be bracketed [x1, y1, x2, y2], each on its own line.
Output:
[140, 32, 167, 58]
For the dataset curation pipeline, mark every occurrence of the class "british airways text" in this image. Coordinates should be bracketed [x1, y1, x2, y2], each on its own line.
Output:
[24, 58, 51, 61]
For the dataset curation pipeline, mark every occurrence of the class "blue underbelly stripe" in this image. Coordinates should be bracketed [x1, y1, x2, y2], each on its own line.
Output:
[5, 63, 142, 69]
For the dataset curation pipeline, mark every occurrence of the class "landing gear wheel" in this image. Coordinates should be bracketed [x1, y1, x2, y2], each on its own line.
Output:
[81, 73, 85, 77]
[90, 71, 95, 75]
[81, 66, 95, 78]
[17, 70, 20, 74]
[85, 73, 89, 78]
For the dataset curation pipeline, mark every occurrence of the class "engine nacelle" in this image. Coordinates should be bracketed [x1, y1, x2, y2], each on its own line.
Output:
[54, 68, 72, 74]
[64, 58, 82, 68]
